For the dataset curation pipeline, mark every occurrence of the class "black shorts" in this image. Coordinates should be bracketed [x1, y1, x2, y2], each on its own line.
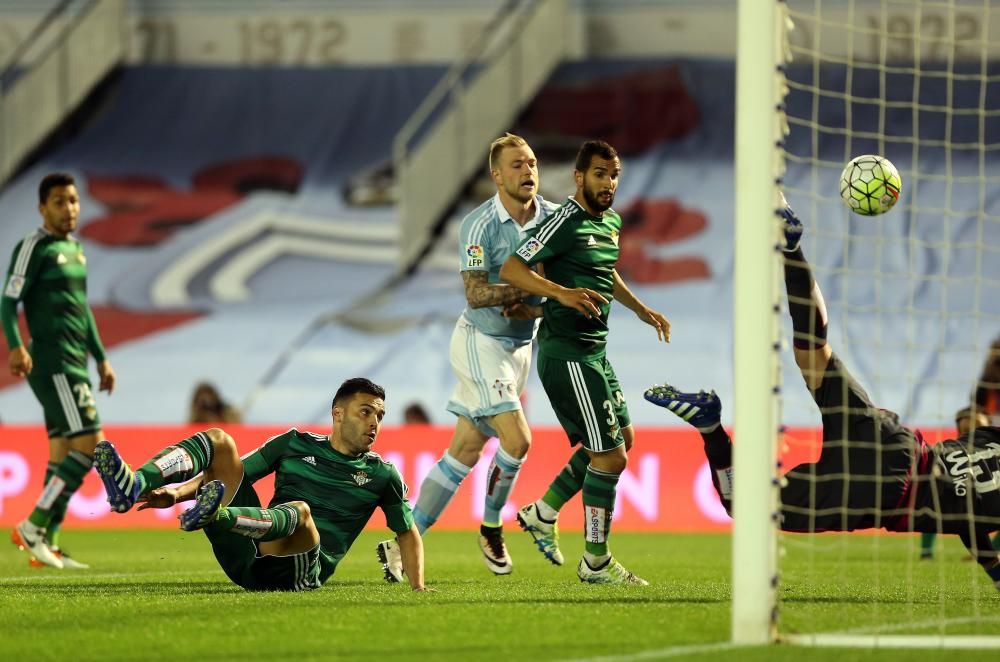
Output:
[781, 352, 917, 532]
[204, 481, 322, 592]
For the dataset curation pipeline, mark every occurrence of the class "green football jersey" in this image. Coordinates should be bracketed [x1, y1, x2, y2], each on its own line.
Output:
[1, 229, 106, 378]
[513, 197, 622, 361]
[241, 428, 414, 582]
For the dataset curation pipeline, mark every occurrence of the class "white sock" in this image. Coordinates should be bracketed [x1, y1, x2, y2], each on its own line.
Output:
[535, 499, 558, 522]
[583, 551, 611, 569]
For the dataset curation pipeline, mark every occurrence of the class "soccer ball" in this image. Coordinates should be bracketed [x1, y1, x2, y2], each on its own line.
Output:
[839, 155, 902, 216]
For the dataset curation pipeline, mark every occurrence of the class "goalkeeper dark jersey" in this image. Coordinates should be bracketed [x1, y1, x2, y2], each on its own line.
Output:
[241, 428, 414, 582]
[912, 427, 1000, 535]
[1, 229, 105, 377]
[513, 197, 622, 362]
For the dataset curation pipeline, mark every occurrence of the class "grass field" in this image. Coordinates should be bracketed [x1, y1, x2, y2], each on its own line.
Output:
[1, 529, 998, 661]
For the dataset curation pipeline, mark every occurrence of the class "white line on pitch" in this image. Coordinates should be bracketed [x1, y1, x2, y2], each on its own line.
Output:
[562, 641, 736, 662]
[830, 614, 1000, 636]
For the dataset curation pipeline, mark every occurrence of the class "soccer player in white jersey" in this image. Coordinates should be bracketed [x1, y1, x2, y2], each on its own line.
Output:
[377, 134, 558, 580]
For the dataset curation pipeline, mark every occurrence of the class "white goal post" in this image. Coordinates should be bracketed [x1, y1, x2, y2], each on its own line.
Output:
[732, 0, 785, 646]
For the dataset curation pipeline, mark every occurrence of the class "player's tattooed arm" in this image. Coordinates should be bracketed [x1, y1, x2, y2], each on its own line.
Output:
[462, 270, 530, 309]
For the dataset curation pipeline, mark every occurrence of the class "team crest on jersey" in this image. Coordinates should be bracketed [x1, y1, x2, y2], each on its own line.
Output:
[4, 275, 24, 298]
[352, 471, 372, 486]
[465, 244, 484, 268]
[77, 252, 86, 265]
[516, 238, 543, 260]
[610, 230, 619, 246]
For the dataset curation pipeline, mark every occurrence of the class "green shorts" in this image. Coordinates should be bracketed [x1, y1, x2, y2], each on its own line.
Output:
[204, 481, 322, 592]
[537, 353, 630, 452]
[26, 371, 101, 439]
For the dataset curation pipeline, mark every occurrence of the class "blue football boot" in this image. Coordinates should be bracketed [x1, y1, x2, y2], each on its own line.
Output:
[94, 440, 142, 513]
[644, 384, 722, 430]
[179, 480, 225, 532]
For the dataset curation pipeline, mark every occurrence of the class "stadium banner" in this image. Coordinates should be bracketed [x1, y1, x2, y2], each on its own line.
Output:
[0, 424, 951, 531]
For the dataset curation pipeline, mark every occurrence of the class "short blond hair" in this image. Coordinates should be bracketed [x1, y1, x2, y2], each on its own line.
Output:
[488, 133, 528, 173]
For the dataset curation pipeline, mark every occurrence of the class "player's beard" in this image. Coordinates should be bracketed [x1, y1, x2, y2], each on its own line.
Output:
[340, 419, 375, 456]
[583, 185, 614, 214]
[45, 213, 77, 237]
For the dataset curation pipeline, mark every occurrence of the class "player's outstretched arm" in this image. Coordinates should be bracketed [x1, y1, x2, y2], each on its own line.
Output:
[612, 270, 670, 342]
[396, 525, 434, 592]
[499, 255, 606, 319]
[779, 206, 833, 392]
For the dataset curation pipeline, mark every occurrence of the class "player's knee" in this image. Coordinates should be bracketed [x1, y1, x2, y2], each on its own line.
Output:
[287, 500, 312, 524]
[607, 454, 628, 474]
[286, 501, 320, 545]
[589, 448, 627, 474]
[449, 429, 488, 467]
[204, 428, 238, 458]
[500, 433, 530, 459]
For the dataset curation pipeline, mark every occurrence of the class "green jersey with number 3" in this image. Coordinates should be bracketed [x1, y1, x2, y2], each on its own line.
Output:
[0, 229, 106, 378]
[513, 197, 622, 362]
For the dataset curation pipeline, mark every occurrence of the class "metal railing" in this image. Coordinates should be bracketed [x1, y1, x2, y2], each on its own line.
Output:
[392, 0, 571, 271]
[0, 0, 127, 186]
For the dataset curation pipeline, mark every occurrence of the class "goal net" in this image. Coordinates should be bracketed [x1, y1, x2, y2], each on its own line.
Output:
[765, 0, 1000, 648]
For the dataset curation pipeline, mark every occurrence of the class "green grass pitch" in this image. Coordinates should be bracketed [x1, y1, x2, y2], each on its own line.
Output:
[1, 529, 997, 660]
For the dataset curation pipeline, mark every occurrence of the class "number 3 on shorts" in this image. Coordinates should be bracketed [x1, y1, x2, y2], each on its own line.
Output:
[603, 390, 625, 423]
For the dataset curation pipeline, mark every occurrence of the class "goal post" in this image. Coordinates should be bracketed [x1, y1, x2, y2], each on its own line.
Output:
[732, 0, 787, 645]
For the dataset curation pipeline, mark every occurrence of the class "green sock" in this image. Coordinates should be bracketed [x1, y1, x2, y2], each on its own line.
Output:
[210, 504, 300, 541]
[541, 447, 590, 512]
[582, 465, 620, 557]
[136, 432, 215, 493]
[42, 461, 64, 546]
[919, 532, 936, 558]
[43, 461, 57, 486]
[28, 450, 93, 529]
[47, 513, 64, 548]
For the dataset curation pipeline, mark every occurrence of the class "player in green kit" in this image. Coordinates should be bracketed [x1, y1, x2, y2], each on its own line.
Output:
[499, 140, 670, 585]
[93, 378, 431, 592]
[3, 173, 116, 570]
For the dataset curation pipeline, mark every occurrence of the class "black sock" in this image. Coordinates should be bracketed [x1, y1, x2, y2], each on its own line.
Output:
[701, 427, 733, 514]
[701, 426, 732, 469]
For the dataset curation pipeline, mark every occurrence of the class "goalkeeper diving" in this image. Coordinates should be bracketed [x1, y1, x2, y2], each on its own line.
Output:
[645, 202, 1000, 591]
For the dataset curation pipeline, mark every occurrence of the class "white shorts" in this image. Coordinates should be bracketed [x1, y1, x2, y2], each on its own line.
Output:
[446, 315, 532, 437]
